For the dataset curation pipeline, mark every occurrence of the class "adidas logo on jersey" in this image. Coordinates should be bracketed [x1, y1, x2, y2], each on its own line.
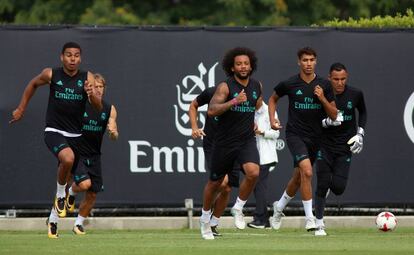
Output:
[296, 89, 303, 95]
[56, 80, 63, 86]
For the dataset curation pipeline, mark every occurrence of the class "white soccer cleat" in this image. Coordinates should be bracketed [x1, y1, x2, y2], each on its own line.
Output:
[315, 221, 327, 236]
[270, 211, 284, 230]
[269, 201, 284, 230]
[305, 217, 316, 231]
[200, 220, 214, 240]
[231, 207, 246, 229]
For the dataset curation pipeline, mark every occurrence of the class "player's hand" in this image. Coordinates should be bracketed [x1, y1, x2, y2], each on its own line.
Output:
[191, 128, 206, 139]
[9, 108, 24, 124]
[322, 117, 341, 128]
[314, 85, 325, 99]
[347, 134, 363, 154]
[270, 119, 283, 130]
[235, 89, 247, 104]
[84, 80, 93, 97]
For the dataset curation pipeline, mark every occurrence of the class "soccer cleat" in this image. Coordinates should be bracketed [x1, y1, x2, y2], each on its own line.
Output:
[315, 225, 327, 236]
[72, 225, 86, 235]
[211, 225, 222, 237]
[200, 220, 214, 240]
[305, 217, 317, 231]
[54, 196, 66, 218]
[66, 195, 75, 213]
[47, 221, 59, 239]
[270, 210, 284, 230]
[230, 208, 246, 230]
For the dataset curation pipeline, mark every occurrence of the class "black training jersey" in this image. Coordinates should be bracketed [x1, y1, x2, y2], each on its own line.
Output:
[46, 67, 88, 134]
[215, 77, 261, 147]
[274, 74, 335, 139]
[74, 100, 112, 156]
[321, 85, 367, 154]
[196, 87, 218, 143]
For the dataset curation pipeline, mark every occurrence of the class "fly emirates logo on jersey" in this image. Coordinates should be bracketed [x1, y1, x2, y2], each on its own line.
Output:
[404, 91, 414, 144]
[129, 62, 219, 173]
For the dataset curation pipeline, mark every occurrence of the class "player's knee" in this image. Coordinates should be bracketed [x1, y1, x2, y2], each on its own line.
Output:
[78, 179, 92, 191]
[331, 177, 347, 195]
[331, 184, 346, 196]
[58, 151, 74, 168]
[300, 168, 313, 179]
[222, 184, 232, 194]
[86, 191, 97, 202]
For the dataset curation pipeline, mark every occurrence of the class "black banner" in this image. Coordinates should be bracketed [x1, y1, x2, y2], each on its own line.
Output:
[1, 26, 414, 207]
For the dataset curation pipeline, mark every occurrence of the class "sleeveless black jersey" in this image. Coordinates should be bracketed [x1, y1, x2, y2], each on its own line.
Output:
[215, 77, 261, 147]
[274, 74, 335, 139]
[74, 100, 112, 156]
[196, 87, 218, 144]
[46, 67, 88, 134]
[321, 85, 367, 154]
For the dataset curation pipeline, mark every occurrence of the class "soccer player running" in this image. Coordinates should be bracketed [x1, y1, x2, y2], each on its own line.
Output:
[314, 63, 367, 236]
[199, 47, 262, 240]
[58, 73, 118, 236]
[268, 47, 338, 231]
[189, 86, 240, 237]
[9, 42, 102, 238]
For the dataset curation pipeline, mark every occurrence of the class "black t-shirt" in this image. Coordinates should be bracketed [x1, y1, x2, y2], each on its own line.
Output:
[196, 87, 218, 144]
[73, 100, 112, 156]
[215, 77, 261, 147]
[46, 67, 88, 134]
[321, 85, 367, 154]
[274, 74, 335, 138]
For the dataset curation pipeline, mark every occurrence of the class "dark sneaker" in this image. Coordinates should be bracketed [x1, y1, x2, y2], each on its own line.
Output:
[54, 196, 66, 218]
[47, 221, 58, 239]
[211, 225, 222, 237]
[247, 219, 266, 229]
[72, 224, 86, 235]
[66, 195, 75, 213]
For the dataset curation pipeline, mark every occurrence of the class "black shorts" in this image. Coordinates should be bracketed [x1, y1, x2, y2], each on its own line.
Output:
[204, 138, 240, 187]
[44, 131, 74, 157]
[286, 134, 320, 167]
[316, 148, 351, 179]
[210, 137, 259, 181]
[72, 155, 104, 193]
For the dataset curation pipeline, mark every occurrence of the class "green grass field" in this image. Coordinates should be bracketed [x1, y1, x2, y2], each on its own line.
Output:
[1, 228, 413, 255]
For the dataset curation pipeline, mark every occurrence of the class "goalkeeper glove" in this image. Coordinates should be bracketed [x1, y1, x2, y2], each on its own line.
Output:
[347, 127, 364, 154]
[322, 111, 344, 128]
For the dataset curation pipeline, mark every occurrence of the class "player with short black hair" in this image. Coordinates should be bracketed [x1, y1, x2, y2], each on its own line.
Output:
[268, 46, 338, 232]
[10, 42, 102, 238]
[314, 62, 367, 236]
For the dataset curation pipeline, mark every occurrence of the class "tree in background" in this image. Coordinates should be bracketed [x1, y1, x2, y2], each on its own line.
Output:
[1, 0, 414, 26]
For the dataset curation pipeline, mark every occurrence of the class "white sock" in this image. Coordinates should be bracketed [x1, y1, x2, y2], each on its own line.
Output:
[56, 182, 67, 198]
[48, 207, 59, 224]
[210, 216, 220, 227]
[233, 197, 247, 211]
[69, 186, 77, 196]
[316, 218, 324, 226]
[75, 215, 86, 226]
[276, 191, 293, 212]
[302, 199, 314, 218]
[200, 209, 211, 223]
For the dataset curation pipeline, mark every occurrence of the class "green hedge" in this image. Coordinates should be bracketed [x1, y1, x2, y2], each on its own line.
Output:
[322, 9, 414, 28]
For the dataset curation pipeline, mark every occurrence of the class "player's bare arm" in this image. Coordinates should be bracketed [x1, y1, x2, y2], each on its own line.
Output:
[314, 85, 337, 120]
[268, 92, 282, 130]
[107, 105, 119, 140]
[86, 71, 103, 111]
[10, 68, 52, 124]
[189, 99, 206, 139]
[208, 82, 230, 117]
